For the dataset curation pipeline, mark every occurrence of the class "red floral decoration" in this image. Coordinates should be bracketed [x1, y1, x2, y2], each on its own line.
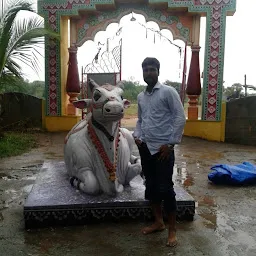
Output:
[88, 121, 120, 182]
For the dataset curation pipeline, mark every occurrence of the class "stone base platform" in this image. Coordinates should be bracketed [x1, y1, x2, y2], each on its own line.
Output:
[24, 161, 195, 229]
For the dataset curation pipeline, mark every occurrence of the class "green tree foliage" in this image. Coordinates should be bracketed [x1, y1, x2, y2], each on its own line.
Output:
[163, 79, 192, 104]
[122, 80, 145, 102]
[0, 0, 59, 83]
[27, 80, 45, 98]
[122, 79, 188, 103]
[0, 77, 45, 98]
[163, 80, 182, 93]
[223, 83, 244, 100]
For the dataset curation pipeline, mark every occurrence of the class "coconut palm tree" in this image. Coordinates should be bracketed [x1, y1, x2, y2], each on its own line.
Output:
[0, 0, 59, 82]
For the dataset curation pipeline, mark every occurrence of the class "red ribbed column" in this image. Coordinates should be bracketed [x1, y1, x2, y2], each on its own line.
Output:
[66, 46, 80, 115]
[186, 45, 201, 120]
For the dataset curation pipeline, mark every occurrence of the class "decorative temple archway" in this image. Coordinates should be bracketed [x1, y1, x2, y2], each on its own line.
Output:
[38, 0, 236, 139]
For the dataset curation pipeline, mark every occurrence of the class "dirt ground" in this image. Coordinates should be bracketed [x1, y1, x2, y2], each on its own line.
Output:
[121, 116, 138, 128]
[0, 119, 256, 256]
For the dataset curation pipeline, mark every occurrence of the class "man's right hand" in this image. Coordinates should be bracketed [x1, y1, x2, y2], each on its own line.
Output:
[134, 138, 142, 146]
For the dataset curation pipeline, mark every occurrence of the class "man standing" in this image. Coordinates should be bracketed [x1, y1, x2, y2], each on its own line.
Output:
[133, 57, 186, 247]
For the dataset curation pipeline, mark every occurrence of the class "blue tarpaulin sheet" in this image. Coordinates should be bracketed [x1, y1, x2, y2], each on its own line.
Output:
[208, 162, 256, 185]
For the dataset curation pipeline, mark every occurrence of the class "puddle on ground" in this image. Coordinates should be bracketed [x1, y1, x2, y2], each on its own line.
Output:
[4, 189, 19, 202]
[0, 212, 3, 222]
[199, 212, 217, 230]
[0, 173, 7, 178]
[0, 173, 17, 181]
[21, 175, 36, 181]
[173, 165, 194, 187]
[199, 151, 224, 160]
[23, 184, 33, 194]
[181, 154, 192, 158]
[0, 167, 38, 181]
[5, 184, 33, 195]
[197, 195, 218, 230]
[198, 195, 216, 207]
[1, 174, 36, 181]
[45, 152, 63, 159]
[21, 164, 42, 169]
[5, 189, 19, 196]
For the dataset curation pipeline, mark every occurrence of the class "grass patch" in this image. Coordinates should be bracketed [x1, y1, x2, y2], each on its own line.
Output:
[124, 104, 138, 117]
[0, 132, 37, 158]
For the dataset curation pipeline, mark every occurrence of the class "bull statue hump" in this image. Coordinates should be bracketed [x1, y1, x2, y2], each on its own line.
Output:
[64, 79, 142, 196]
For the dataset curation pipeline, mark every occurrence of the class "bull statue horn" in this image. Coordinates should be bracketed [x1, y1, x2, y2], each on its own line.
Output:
[88, 78, 99, 92]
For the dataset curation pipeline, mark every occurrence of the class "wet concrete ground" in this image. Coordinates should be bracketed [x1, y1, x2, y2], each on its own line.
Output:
[0, 132, 256, 256]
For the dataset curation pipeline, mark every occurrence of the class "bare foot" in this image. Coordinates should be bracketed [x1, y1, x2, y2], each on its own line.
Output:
[142, 222, 165, 235]
[166, 229, 177, 247]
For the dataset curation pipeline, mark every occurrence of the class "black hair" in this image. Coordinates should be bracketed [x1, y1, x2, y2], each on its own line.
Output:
[142, 57, 160, 72]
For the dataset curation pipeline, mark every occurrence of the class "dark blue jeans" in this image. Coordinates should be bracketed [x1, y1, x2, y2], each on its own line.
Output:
[138, 142, 176, 214]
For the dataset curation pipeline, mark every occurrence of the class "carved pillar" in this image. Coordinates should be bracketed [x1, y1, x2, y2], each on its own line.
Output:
[186, 45, 201, 120]
[66, 46, 80, 115]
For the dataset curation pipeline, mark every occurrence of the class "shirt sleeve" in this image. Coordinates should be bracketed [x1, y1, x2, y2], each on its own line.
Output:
[132, 96, 142, 139]
[167, 87, 186, 144]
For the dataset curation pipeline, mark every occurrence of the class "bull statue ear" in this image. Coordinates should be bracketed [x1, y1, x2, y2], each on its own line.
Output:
[116, 80, 124, 89]
[73, 99, 92, 109]
[123, 99, 131, 109]
[88, 78, 99, 92]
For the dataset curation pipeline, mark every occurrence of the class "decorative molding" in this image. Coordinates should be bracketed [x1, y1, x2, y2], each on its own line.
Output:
[38, 0, 236, 119]
[24, 205, 195, 228]
[76, 6, 191, 47]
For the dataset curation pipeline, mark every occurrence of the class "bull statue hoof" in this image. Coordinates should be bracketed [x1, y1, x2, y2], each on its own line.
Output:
[64, 79, 142, 197]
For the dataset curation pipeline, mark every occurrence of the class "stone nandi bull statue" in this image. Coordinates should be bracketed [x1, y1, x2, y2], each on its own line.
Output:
[64, 79, 142, 196]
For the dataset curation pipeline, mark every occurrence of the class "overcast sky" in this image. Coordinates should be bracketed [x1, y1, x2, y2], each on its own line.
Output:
[24, 0, 256, 89]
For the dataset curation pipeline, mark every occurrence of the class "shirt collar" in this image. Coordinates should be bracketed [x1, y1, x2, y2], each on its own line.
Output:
[154, 81, 161, 89]
[144, 81, 162, 94]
